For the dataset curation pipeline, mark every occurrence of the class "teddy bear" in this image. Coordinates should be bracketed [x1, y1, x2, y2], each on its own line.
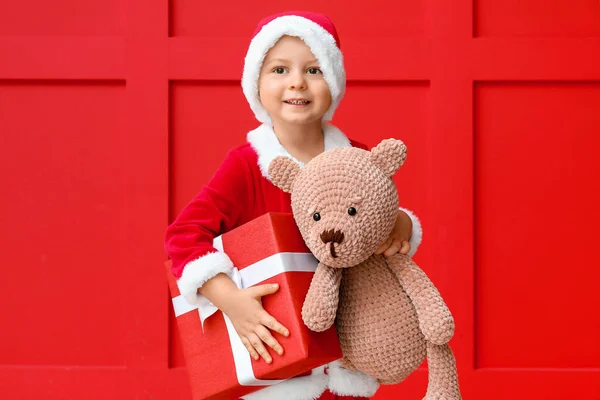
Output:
[267, 139, 461, 400]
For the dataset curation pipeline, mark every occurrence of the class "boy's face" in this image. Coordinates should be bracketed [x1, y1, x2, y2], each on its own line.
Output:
[258, 36, 332, 127]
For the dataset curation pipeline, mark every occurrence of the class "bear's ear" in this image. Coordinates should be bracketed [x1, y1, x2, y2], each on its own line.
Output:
[268, 156, 301, 193]
[370, 139, 407, 177]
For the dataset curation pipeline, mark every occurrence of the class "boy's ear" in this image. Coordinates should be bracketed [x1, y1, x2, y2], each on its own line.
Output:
[370, 139, 407, 177]
[268, 156, 301, 193]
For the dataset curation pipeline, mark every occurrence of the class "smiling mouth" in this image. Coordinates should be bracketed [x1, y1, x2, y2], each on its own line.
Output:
[284, 100, 311, 105]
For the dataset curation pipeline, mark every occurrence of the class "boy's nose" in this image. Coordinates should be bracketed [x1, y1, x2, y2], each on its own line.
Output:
[288, 71, 306, 90]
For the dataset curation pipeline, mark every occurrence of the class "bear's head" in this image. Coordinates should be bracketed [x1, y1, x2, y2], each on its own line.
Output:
[268, 139, 407, 268]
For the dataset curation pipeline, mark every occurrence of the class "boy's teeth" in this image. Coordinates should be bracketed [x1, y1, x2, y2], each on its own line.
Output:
[286, 100, 309, 105]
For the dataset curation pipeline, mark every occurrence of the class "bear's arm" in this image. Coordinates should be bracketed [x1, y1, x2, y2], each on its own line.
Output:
[386, 254, 455, 345]
[301, 262, 342, 332]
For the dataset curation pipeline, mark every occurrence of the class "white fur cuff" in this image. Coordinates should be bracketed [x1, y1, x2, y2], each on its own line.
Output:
[241, 366, 329, 400]
[400, 207, 423, 258]
[327, 361, 379, 397]
[176, 251, 235, 305]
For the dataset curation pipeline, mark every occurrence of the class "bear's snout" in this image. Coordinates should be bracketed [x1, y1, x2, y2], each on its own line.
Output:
[320, 229, 344, 258]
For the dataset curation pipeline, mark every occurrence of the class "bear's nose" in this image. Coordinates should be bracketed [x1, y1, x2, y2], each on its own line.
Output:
[320, 229, 344, 258]
[320, 229, 344, 245]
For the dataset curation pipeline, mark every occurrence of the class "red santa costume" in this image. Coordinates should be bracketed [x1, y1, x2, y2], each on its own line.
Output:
[164, 11, 423, 400]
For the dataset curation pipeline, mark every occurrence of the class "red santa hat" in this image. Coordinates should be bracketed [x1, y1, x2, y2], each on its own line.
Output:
[242, 11, 346, 125]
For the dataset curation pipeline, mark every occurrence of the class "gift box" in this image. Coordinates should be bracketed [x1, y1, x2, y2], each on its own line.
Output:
[166, 212, 343, 400]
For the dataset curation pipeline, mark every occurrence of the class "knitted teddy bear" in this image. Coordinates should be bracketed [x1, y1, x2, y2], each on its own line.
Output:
[268, 139, 461, 400]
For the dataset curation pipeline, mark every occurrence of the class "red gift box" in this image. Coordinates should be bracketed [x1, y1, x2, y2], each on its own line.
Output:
[166, 212, 343, 400]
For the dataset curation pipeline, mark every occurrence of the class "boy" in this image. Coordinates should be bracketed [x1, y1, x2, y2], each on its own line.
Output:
[165, 11, 423, 400]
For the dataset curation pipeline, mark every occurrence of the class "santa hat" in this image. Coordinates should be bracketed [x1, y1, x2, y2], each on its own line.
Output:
[242, 11, 346, 124]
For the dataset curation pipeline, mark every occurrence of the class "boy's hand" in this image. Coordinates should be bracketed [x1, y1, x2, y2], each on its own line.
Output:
[375, 209, 413, 257]
[220, 283, 289, 364]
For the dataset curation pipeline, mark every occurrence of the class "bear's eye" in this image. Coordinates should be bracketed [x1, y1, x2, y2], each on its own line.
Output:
[313, 212, 321, 221]
[348, 207, 357, 216]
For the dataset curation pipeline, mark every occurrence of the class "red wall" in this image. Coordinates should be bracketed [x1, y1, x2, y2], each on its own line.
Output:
[1, 0, 599, 398]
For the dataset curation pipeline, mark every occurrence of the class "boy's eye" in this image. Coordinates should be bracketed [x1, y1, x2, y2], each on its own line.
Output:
[273, 67, 288, 74]
[307, 67, 322, 75]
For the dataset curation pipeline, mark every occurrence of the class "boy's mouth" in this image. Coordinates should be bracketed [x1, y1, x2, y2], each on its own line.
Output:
[284, 99, 310, 106]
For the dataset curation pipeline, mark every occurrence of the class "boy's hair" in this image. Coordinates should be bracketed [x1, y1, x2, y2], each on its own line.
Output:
[241, 11, 346, 125]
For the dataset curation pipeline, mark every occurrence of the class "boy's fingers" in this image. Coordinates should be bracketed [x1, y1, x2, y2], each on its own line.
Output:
[383, 240, 402, 257]
[251, 283, 280, 298]
[399, 240, 411, 255]
[241, 336, 260, 361]
[247, 332, 272, 363]
[256, 326, 284, 356]
[261, 314, 289, 337]
[374, 237, 393, 255]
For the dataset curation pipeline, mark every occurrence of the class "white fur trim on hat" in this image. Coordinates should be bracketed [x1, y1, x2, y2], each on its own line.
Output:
[247, 123, 351, 180]
[241, 366, 329, 400]
[399, 207, 423, 258]
[176, 251, 234, 305]
[327, 360, 380, 397]
[242, 15, 346, 124]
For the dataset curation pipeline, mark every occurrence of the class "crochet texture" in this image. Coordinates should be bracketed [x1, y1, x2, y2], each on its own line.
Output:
[268, 139, 462, 399]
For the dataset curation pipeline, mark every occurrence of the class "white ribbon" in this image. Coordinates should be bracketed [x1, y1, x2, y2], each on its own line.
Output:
[172, 241, 319, 387]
